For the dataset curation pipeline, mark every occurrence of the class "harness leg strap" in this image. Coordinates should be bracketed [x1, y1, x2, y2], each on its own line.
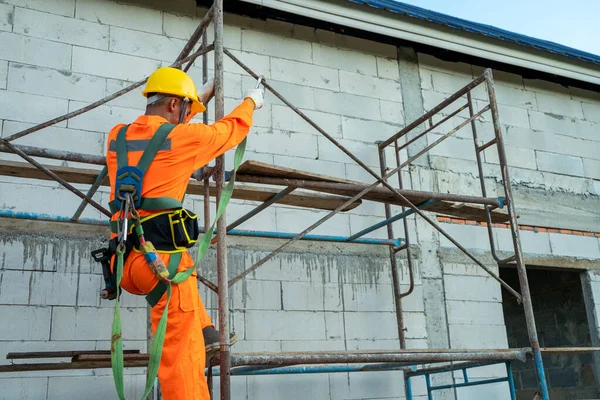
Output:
[146, 252, 183, 307]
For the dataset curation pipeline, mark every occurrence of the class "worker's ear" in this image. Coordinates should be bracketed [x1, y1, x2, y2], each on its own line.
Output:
[168, 97, 179, 113]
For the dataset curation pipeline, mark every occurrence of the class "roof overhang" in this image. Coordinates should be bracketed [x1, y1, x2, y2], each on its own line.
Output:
[239, 0, 600, 86]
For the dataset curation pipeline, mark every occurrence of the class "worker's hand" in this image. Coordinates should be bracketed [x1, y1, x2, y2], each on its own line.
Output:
[244, 88, 264, 110]
[199, 79, 215, 104]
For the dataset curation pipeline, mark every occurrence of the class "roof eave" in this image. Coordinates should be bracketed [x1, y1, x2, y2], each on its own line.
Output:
[240, 0, 600, 86]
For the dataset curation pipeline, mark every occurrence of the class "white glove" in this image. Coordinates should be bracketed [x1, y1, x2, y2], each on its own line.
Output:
[244, 88, 264, 110]
[199, 79, 215, 104]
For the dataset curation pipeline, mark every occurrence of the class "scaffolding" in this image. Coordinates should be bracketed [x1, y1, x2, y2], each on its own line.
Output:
[0, 1, 598, 399]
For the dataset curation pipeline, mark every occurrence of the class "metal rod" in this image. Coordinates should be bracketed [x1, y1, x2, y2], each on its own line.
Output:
[478, 138, 498, 153]
[346, 199, 435, 242]
[507, 362, 517, 400]
[175, 6, 215, 63]
[235, 175, 502, 208]
[379, 73, 487, 149]
[484, 69, 549, 399]
[379, 146, 406, 348]
[3, 44, 214, 143]
[1, 141, 111, 217]
[213, 1, 231, 399]
[467, 92, 505, 265]
[71, 166, 107, 221]
[230, 349, 528, 367]
[430, 377, 509, 392]
[197, 275, 218, 293]
[216, 362, 411, 375]
[226, 186, 295, 232]
[0, 144, 105, 165]
[394, 140, 415, 300]
[397, 103, 469, 152]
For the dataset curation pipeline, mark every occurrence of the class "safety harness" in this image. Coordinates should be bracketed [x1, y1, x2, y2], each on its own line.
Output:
[92, 119, 249, 400]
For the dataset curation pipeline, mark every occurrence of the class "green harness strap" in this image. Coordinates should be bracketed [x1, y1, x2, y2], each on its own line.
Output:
[109, 124, 184, 214]
[110, 137, 248, 400]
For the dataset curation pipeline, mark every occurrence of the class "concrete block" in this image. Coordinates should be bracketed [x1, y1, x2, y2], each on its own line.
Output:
[427, 69, 474, 95]
[400, 285, 425, 312]
[278, 253, 338, 284]
[344, 312, 400, 340]
[67, 100, 140, 132]
[8, 63, 106, 103]
[442, 262, 499, 278]
[493, 84, 537, 109]
[483, 145, 537, 170]
[346, 338, 401, 350]
[225, 200, 277, 232]
[496, 229, 551, 255]
[275, 206, 351, 237]
[281, 339, 345, 352]
[0, 270, 31, 305]
[342, 116, 402, 143]
[232, 279, 281, 310]
[576, 119, 600, 142]
[0, 377, 48, 400]
[224, 49, 270, 80]
[339, 70, 402, 102]
[343, 283, 394, 312]
[76, 0, 162, 34]
[535, 92, 584, 119]
[248, 374, 330, 400]
[312, 43, 377, 76]
[273, 155, 346, 181]
[456, 382, 511, 400]
[418, 53, 473, 76]
[51, 306, 146, 340]
[582, 101, 600, 123]
[0, 90, 68, 126]
[447, 300, 505, 326]
[0, 61, 6, 89]
[271, 58, 339, 91]
[523, 78, 570, 95]
[48, 374, 146, 399]
[480, 102, 530, 128]
[72, 46, 161, 81]
[109, 26, 185, 62]
[535, 151, 584, 176]
[272, 105, 343, 138]
[292, 24, 317, 42]
[349, 214, 391, 240]
[324, 311, 345, 340]
[449, 324, 508, 349]
[105, 78, 146, 110]
[376, 56, 400, 80]
[379, 100, 405, 126]
[3, 121, 104, 155]
[428, 134, 476, 161]
[245, 129, 318, 159]
[0, 4, 12, 32]
[329, 371, 405, 400]
[242, 29, 311, 62]
[528, 109, 578, 137]
[29, 272, 79, 306]
[14, 7, 108, 49]
[234, 339, 281, 353]
[281, 281, 341, 311]
[265, 79, 315, 110]
[444, 275, 501, 302]
[0, 305, 51, 340]
[318, 136, 381, 167]
[583, 158, 600, 179]
[314, 88, 381, 119]
[0, 31, 72, 70]
[245, 310, 326, 340]
[549, 233, 600, 259]
[78, 273, 102, 307]
[438, 224, 493, 252]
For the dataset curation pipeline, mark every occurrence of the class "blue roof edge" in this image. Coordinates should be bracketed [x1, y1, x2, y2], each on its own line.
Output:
[348, 0, 600, 66]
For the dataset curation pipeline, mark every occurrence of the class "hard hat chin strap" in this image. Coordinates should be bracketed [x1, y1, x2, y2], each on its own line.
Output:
[178, 97, 190, 124]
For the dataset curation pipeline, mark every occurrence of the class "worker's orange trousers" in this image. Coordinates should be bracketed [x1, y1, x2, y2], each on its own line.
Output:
[119, 251, 211, 400]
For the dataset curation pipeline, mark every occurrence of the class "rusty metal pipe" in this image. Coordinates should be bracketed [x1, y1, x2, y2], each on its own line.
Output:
[379, 73, 487, 148]
[0, 143, 106, 165]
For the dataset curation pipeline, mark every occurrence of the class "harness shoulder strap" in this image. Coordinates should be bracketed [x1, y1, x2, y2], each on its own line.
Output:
[116, 125, 130, 171]
[136, 123, 176, 173]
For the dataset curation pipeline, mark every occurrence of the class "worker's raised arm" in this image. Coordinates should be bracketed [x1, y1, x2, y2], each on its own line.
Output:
[186, 88, 264, 169]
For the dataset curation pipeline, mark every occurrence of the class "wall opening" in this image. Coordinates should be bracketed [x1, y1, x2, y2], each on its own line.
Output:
[501, 267, 598, 400]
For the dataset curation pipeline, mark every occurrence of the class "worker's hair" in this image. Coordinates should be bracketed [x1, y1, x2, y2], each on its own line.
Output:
[145, 92, 180, 110]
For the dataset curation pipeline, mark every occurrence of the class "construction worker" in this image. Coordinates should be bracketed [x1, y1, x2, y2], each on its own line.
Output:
[104, 66, 264, 400]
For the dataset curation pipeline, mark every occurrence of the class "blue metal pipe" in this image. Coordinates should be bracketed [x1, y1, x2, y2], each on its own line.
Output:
[346, 200, 435, 241]
[506, 362, 517, 400]
[0, 209, 404, 247]
[405, 376, 413, 400]
[430, 377, 509, 391]
[534, 350, 550, 400]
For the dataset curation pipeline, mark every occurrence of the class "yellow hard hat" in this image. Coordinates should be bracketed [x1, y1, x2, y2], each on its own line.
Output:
[142, 67, 206, 113]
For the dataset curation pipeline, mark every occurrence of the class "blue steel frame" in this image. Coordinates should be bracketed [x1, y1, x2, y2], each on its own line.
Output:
[405, 361, 517, 400]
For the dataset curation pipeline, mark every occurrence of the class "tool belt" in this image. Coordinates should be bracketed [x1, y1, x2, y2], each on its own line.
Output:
[94, 208, 200, 303]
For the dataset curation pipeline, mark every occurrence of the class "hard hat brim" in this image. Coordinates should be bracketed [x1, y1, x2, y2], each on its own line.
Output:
[191, 99, 206, 114]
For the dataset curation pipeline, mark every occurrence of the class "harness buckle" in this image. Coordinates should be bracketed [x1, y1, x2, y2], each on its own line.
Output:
[113, 165, 144, 209]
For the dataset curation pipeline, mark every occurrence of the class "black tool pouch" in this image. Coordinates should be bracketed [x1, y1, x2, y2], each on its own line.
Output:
[131, 209, 200, 252]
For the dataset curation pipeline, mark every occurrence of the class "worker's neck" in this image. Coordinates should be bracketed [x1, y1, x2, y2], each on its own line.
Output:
[145, 108, 173, 123]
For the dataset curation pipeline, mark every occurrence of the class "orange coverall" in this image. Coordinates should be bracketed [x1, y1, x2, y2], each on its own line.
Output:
[106, 99, 255, 400]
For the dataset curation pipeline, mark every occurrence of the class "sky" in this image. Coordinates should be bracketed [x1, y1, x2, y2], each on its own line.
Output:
[395, 0, 600, 56]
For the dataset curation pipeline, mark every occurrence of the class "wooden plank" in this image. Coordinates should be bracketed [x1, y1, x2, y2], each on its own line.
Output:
[237, 160, 361, 185]
[0, 160, 361, 212]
